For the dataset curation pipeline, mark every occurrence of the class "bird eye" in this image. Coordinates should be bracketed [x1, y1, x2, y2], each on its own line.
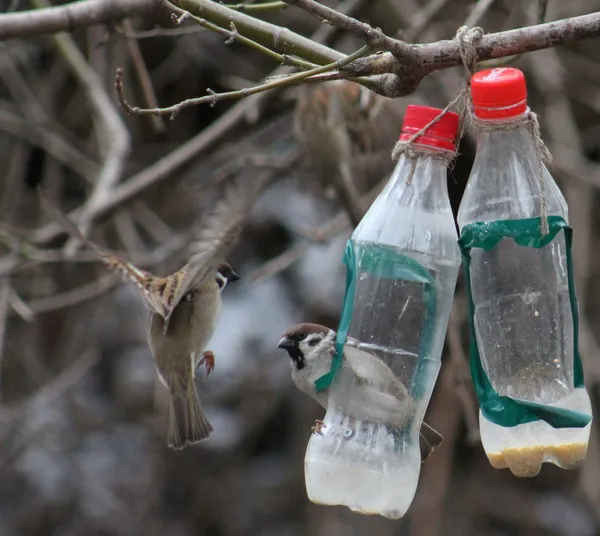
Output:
[297, 332, 305, 339]
[184, 291, 195, 302]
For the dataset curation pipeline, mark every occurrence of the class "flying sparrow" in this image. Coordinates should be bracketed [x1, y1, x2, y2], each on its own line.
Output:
[293, 81, 404, 225]
[277, 322, 443, 462]
[37, 178, 261, 449]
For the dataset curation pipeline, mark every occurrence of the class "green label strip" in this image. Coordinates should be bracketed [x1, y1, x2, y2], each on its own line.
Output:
[458, 216, 590, 428]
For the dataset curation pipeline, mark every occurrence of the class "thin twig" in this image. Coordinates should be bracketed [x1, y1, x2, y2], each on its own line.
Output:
[243, 0, 368, 123]
[0, 104, 98, 182]
[282, 0, 416, 60]
[249, 180, 384, 283]
[463, 0, 496, 28]
[401, 0, 453, 43]
[7, 289, 34, 322]
[0, 0, 156, 41]
[121, 18, 166, 134]
[117, 23, 205, 39]
[222, 1, 287, 12]
[0, 279, 9, 402]
[18, 274, 118, 316]
[174, 0, 343, 65]
[163, 0, 310, 69]
[115, 45, 370, 117]
[30, 0, 131, 251]
[131, 202, 174, 243]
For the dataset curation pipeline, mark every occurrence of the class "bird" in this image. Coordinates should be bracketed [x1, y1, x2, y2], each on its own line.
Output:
[37, 178, 261, 449]
[293, 81, 404, 226]
[277, 322, 443, 462]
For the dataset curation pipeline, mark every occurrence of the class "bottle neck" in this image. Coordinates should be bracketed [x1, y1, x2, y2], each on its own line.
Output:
[353, 148, 454, 241]
[475, 114, 537, 160]
[458, 111, 568, 227]
[388, 149, 453, 210]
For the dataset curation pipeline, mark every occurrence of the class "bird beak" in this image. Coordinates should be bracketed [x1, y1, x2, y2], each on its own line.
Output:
[277, 337, 295, 350]
[228, 271, 241, 283]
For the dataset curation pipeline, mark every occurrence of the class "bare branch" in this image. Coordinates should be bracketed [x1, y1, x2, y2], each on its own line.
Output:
[346, 11, 600, 82]
[222, 1, 287, 12]
[121, 18, 167, 134]
[22, 274, 118, 315]
[282, 0, 416, 60]
[0, 0, 157, 41]
[116, 45, 370, 116]
[0, 280, 9, 400]
[30, 0, 131, 249]
[175, 0, 344, 65]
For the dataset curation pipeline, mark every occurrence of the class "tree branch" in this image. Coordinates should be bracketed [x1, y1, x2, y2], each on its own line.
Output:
[116, 44, 370, 116]
[174, 0, 344, 65]
[0, 0, 157, 41]
[281, 0, 416, 60]
[344, 11, 600, 83]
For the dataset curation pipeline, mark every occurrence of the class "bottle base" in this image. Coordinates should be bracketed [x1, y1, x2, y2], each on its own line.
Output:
[304, 458, 418, 520]
[486, 442, 588, 477]
[479, 390, 592, 477]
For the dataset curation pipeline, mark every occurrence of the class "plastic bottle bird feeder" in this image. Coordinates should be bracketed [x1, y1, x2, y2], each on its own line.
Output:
[303, 106, 461, 519]
[457, 67, 593, 478]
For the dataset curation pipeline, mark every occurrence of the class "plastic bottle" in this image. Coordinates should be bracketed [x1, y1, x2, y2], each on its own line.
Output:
[457, 67, 592, 477]
[304, 105, 461, 519]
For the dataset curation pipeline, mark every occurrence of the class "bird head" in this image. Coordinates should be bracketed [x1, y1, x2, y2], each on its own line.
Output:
[216, 262, 240, 290]
[277, 323, 335, 371]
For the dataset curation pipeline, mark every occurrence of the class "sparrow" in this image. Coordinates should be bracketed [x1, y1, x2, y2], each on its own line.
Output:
[293, 81, 404, 225]
[277, 323, 443, 462]
[37, 177, 261, 449]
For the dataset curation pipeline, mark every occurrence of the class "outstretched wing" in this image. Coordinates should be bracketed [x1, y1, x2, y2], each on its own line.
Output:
[37, 189, 168, 317]
[164, 176, 265, 325]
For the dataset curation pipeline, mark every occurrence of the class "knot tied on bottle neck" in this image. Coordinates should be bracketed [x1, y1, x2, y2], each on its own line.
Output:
[391, 140, 456, 186]
[392, 105, 460, 185]
[390, 26, 483, 185]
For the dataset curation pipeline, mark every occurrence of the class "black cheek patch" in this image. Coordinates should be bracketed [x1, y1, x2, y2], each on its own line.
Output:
[308, 337, 320, 347]
[289, 347, 306, 370]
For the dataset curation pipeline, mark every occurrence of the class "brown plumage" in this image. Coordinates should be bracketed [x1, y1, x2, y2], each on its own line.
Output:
[293, 81, 404, 224]
[277, 323, 444, 463]
[37, 179, 260, 449]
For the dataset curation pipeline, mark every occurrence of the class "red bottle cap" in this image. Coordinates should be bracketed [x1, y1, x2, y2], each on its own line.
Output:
[471, 67, 528, 120]
[399, 105, 459, 152]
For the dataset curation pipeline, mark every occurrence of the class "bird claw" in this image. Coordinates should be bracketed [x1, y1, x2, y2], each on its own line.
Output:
[311, 419, 326, 436]
[199, 350, 215, 377]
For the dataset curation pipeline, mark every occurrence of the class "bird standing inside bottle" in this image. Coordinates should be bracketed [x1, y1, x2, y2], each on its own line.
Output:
[277, 323, 443, 462]
[38, 179, 259, 449]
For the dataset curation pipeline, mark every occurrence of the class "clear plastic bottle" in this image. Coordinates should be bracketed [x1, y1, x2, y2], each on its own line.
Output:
[304, 105, 461, 518]
[457, 67, 592, 477]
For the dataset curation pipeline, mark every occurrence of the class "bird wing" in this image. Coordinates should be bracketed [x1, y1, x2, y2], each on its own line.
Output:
[343, 341, 410, 401]
[164, 176, 265, 325]
[37, 189, 168, 317]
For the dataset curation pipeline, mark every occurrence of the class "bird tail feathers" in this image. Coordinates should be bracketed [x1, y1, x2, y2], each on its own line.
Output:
[167, 385, 213, 450]
[419, 421, 443, 463]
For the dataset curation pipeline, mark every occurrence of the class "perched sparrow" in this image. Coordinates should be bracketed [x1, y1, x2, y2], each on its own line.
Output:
[277, 323, 443, 462]
[293, 81, 404, 225]
[37, 178, 260, 449]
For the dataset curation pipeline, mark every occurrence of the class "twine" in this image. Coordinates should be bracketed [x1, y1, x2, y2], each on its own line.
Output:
[391, 26, 483, 185]
[391, 24, 551, 236]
